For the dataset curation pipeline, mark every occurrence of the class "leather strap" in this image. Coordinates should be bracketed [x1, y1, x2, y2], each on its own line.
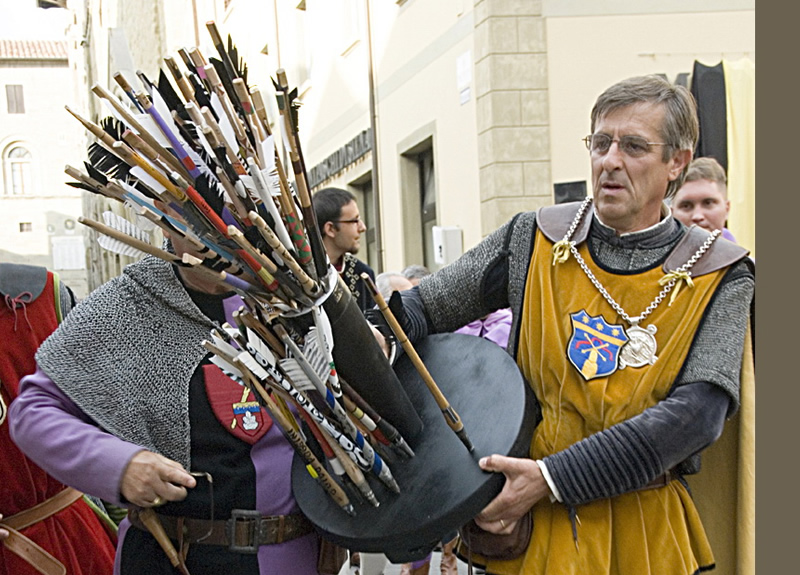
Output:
[0, 487, 84, 575]
[128, 509, 314, 554]
[1, 527, 66, 575]
[636, 469, 677, 492]
[2, 487, 83, 531]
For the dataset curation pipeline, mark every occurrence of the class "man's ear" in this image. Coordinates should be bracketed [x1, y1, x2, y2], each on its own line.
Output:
[667, 149, 693, 181]
[322, 221, 337, 239]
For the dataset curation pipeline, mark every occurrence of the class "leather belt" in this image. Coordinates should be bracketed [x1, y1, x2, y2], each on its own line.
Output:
[2, 487, 84, 531]
[0, 487, 84, 575]
[637, 469, 677, 492]
[128, 508, 314, 554]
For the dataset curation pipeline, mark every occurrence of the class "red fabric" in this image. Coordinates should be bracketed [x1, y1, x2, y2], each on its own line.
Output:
[1, 271, 117, 574]
[202, 363, 272, 444]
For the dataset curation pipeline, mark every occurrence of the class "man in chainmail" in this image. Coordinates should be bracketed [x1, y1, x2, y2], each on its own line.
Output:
[397, 75, 754, 575]
[9, 215, 341, 574]
[313, 187, 376, 314]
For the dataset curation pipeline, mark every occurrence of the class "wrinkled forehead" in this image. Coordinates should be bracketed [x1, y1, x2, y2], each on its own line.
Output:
[592, 102, 666, 137]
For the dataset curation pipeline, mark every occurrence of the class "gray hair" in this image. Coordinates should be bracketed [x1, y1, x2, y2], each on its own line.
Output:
[591, 75, 699, 199]
[376, 272, 413, 300]
[401, 264, 431, 281]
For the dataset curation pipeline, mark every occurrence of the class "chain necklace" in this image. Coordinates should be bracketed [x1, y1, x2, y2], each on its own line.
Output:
[554, 197, 720, 369]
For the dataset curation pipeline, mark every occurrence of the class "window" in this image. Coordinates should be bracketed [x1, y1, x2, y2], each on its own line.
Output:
[6, 85, 24, 114]
[52, 236, 87, 270]
[399, 133, 437, 271]
[19, 222, 32, 233]
[418, 148, 437, 269]
[4, 146, 33, 195]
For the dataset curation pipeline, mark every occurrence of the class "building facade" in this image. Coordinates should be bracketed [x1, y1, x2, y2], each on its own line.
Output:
[67, 0, 756, 281]
[0, 1, 90, 296]
[233, 0, 755, 273]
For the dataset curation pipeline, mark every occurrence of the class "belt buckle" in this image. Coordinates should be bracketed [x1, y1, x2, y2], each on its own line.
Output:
[227, 509, 262, 554]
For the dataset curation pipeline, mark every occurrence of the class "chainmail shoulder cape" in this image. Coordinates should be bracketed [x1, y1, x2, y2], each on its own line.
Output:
[35, 256, 216, 469]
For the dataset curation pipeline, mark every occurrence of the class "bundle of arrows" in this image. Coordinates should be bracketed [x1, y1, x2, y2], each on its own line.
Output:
[66, 21, 416, 517]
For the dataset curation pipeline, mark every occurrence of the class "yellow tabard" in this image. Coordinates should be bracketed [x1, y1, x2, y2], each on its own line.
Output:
[486, 229, 727, 575]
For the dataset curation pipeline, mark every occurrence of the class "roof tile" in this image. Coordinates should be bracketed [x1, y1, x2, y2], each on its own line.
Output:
[0, 39, 68, 61]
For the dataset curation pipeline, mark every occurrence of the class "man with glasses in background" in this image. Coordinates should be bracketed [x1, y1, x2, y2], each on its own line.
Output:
[312, 187, 380, 575]
[395, 75, 754, 575]
[313, 187, 376, 313]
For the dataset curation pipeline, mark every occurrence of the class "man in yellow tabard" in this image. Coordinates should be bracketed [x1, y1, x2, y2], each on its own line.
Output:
[398, 75, 754, 575]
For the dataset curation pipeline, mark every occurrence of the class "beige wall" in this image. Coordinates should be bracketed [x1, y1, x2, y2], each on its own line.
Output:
[294, 0, 482, 273]
[545, 9, 755, 192]
[376, 2, 480, 273]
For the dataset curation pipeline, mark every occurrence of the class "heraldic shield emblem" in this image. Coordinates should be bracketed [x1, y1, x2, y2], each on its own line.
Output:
[203, 364, 272, 444]
[567, 310, 629, 381]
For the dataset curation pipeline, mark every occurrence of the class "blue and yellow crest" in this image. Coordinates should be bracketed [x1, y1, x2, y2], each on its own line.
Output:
[567, 310, 629, 380]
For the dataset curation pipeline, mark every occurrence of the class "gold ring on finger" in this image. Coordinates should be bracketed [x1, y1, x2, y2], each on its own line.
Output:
[152, 496, 163, 507]
[499, 519, 506, 529]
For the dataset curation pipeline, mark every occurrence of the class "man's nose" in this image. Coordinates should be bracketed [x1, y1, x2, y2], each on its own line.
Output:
[601, 142, 624, 170]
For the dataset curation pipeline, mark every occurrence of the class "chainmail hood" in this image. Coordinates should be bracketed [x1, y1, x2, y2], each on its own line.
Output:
[35, 256, 216, 468]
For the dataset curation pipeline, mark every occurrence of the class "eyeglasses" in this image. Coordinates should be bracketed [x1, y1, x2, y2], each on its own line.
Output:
[583, 134, 669, 158]
[332, 217, 363, 225]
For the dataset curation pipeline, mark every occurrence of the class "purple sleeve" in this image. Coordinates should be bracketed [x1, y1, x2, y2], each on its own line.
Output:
[9, 366, 145, 504]
[480, 308, 512, 349]
[454, 320, 482, 337]
[722, 227, 738, 243]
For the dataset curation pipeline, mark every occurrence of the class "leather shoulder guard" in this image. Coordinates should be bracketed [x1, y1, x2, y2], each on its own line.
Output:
[536, 202, 591, 244]
[664, 225, 750, 277]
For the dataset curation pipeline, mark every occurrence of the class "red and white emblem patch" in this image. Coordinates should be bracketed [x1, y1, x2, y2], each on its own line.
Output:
[203, 364, 272, 444]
